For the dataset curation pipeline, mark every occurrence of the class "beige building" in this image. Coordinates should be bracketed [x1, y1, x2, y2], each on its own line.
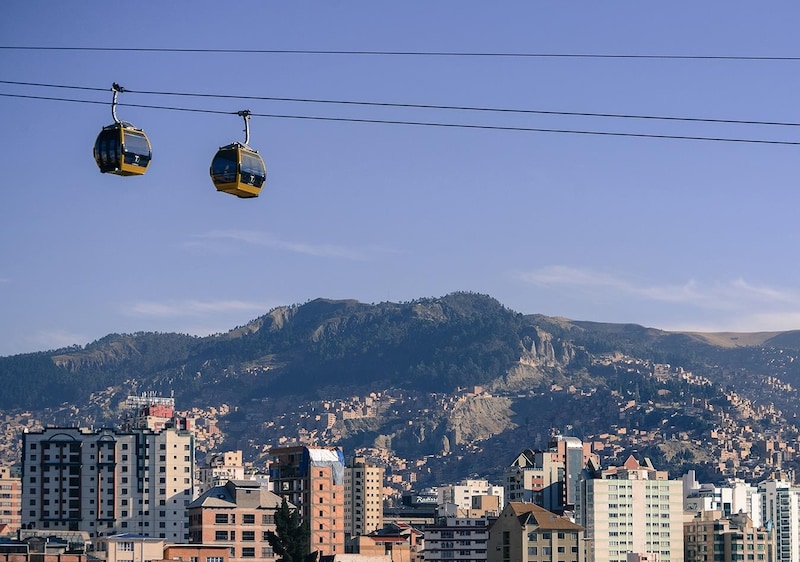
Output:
[270, 445, 345, 557]
[350, 522, 423, 562]
[437, 479, 504, 513]
[93, 534, 164, 562]
[576, 456, 684, 562]
[21, 424, 193, 541]
[505, 436, 597, 514]
[344, 456, 385, 538]
[187, 480, 283, 562]
[487, 502, 585, 562]
[197, 451, 245, 495]
[0, 466, 21, 535]
[684, 510, 771, 562]
[163, 543, 231, 562]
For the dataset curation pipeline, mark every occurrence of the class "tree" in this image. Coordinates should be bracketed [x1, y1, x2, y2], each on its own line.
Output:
[265, 497, 317, 562]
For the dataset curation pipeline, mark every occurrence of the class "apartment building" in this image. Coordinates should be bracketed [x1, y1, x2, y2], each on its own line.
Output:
[487, 502, 585, 562]
[197, 451, 246, 496]
[269, 445, 345, 558]
[437, 479, 504, 514]
[758, 479, 800, 562]
[344, 455, 384, 538]
[423, 512, 492, 562]
[21, 424, 193, 540]
[682, 470, 761, 524]
[576, 456, 684, 562]
[0, 465, 22, 535]
[684, 510, 771, 562]
[187, 479, 283, 562]
[505, 436, 596, 514]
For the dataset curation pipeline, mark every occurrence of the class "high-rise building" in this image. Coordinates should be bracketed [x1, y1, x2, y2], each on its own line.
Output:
[504, 435, 597, 514]
[487, 502, 585, 562]
[505, 448, 564, 511]
[0, 465, 21, 535]
[269, 445, 345, 558]
[343, 455, 384, 538]
[21, 416, 193, 540]
[758, 478, 800, 562]
[576, 455, 684, 562]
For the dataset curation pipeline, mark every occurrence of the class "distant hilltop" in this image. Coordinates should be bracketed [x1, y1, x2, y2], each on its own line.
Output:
[2, 291, 800, 483]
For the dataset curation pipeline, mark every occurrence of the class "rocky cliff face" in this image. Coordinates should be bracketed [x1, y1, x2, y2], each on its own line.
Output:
[447, 395, 517, 444]
[490, 326, 585, 392]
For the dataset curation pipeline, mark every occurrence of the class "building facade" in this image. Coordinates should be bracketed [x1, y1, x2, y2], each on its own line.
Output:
[437, 479, 504, 514]
[269, 445, 345, 558]
[487, 502, 584, 562]
[757, 479, 800, 562]
[0, 465, 22, 535]
[576, 456, 684, 562]
[423, 513, 492, 562]
[505, 436, 596, 514]
[197, 451, 246, 496]
[683, 470, 761, 525]
[92, 534, 164, 562]
[21, 424, 193, 541]
[187, 480, 283, 562]
[684, 510, 771, 562]
[344, 455, 384, 538]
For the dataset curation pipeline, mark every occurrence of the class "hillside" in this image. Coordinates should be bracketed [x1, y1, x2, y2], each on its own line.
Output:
[2, 292, 800, 484]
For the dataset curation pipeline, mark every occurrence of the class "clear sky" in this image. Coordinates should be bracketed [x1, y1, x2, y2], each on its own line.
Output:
[2, 2, 800, 357]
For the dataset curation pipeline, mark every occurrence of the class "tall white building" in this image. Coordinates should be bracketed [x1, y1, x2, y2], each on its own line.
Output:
[758, 479, 800, 562]
[21, 405, 194, 541]
[576, 455, 684, 562]
[682, 470, 761, 526]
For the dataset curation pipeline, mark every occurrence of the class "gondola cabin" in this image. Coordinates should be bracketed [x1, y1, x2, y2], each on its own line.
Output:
[93, 122, 152, 176]
[210, 142, 266, 198]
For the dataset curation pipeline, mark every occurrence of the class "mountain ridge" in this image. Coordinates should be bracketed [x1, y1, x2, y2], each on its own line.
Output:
[3, 292, 800, 484]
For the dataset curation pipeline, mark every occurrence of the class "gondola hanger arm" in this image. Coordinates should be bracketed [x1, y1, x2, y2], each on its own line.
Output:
[111, 82, 127, 124]
[237, 110, 251, 145]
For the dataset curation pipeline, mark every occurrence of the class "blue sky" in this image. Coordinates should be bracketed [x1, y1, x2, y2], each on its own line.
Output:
[2, 2, 800, 356]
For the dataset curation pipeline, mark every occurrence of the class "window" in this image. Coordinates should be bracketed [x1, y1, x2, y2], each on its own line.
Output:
[119, 542, 134, 551]
[215, 531, 228, 541]
[215, 514, 228, 524]
[242, 531, 255, 541]
[241, 548, 255, 558]
[243, 514, 255, 524]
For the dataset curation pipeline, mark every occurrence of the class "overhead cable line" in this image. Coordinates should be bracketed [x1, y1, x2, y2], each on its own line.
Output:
[2, 45, 800, 61]
[2, 79, 799, 129]
[2, 91, 799, 146]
